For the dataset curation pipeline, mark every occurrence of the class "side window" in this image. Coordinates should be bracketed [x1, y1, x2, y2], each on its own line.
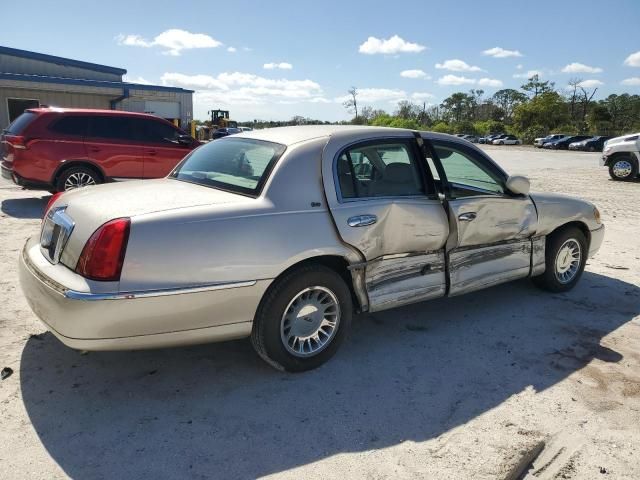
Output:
[48, 116, 88, 136]
[88, 116, 136, 141]
[143, 120, 182, 144]
[433, 143, 505, 197]
[337, 142, 427, 199]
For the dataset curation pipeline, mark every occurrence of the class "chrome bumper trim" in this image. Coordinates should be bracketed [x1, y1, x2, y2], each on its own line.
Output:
[64, 280, 258, 301]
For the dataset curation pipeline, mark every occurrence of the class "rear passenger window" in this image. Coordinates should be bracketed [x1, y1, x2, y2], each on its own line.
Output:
[336, 142, 427, 199]
[49, 116, 88, 136]
[88, 116, 136, 141]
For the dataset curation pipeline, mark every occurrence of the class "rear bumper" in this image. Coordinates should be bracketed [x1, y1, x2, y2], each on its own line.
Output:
[1, 163, 52, 189]
[19, 236, 268, 350]
[589, 225, 605, 258]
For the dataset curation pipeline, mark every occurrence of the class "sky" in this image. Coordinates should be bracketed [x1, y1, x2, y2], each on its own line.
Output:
[2, 0, 640, 122]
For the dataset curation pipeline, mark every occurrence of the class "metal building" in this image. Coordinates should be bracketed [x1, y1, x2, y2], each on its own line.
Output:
[0, 46, 194, 130]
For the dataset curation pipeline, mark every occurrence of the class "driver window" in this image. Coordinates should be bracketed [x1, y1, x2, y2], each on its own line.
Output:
[433, 143, 504, 198]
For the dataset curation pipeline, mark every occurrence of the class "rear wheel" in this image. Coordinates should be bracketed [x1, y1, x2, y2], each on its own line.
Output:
[251, 265, 352, 372]
[56, 166, 101, 192]
[499, 141, 505, 145]
[608, 156, 638, 181]
[533, 227, 587, 293]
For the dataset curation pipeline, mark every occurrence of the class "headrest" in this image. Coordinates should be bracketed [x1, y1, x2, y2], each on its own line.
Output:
[384, 162, 413, 183]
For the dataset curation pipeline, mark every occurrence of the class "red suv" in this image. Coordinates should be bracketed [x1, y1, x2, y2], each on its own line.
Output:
[1, 108, 200, 192]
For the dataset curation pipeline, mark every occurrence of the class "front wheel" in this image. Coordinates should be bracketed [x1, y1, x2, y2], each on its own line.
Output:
[251, 265, 352, 372]
[608, 156, 638, 181]
[533, 227, 587, 293]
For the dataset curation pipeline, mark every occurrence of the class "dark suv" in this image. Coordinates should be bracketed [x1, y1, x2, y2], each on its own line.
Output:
[1, 108, 200, 192]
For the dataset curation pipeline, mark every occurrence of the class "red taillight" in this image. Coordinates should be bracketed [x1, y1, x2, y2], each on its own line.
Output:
[76, 218, 131, 281]
[43, 192, 64, 218]
[5, 135, 27, 149]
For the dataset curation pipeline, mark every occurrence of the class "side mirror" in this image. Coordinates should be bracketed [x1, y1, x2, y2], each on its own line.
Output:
[506, 175, 530, 195]
[177, 134, 193, 145]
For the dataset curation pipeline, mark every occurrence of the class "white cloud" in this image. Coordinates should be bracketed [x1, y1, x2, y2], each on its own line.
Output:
[435, 59, 483, 72]
[227, 47, 237, 53]
[478, 78, 503, 88]
[561, 62, 603, 74]
[624, 51, 640, 67]
[116, 29, 222, 56]
[334, 88, 407, 103]
[123, 75, 153, 85]
[576, 79, 604, 88]
[516, 64, 523, 70]
[621, 77, 640, 86]
[161, 71, 322, 105]
[436, 75, 476, 86]
[411, 92, 435, 101]
[482, 47, 523, 58]
[264, 62, 293, 70]
[513, 69, 543, 79]
[358, 35, 426, 55]
[400, 69, 428, 79]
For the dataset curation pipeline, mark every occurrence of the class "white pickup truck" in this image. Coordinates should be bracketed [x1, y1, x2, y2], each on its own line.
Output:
[601, 133, 640, 181]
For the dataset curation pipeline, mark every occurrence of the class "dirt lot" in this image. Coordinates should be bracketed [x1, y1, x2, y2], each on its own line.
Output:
[0, 146, 639, 479]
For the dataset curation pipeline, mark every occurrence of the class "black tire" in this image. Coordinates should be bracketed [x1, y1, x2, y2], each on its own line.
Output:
[55, 166, 101, 192]
[499, 141, 505, 145]
[533, 227, 588, 293]
[251, 265, 353, 372]
[588, 145, 595, 152]
[608, 155, 638, 181]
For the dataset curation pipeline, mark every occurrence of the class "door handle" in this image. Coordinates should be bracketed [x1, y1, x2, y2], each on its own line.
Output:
[458, 212, 477, 222]
[89, 147, 100, 152]
[347, 214, 377, 227]
[147, 150, 157, 156]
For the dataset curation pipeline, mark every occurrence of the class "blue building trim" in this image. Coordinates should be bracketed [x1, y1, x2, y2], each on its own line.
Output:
[0, 72, 194, 93]
[0, 46, 127, 76]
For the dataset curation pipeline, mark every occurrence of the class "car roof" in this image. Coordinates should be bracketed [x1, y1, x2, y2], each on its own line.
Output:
[236, 125, 488, 146]
[26, 107, 168, 119]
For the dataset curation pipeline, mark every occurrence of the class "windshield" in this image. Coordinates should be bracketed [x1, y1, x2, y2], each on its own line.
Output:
[171, 137, 286, 196]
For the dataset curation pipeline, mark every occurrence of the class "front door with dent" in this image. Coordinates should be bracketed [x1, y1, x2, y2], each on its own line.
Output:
[324, 135, 450, 312]
[429, 140, 538, 295]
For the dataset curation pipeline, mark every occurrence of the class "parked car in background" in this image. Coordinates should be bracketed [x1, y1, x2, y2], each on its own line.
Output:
[479, 134, 504, 144]
[19, 126, 604, 372]
[1, 108, 199, 192]
[211, 127, 242, 140]
[601, 133, 640, 181]
[534, 134, 565, 148]
[543, 135, 592, 150]
[492, 134, 521, 145]
[461, 134, 478, 143]
[239, 126, 254, 132]
[568, 136, 612, 152]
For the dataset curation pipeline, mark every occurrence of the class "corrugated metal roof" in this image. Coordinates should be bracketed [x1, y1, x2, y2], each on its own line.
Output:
[0, 72, 194, 93]
[0, 45, 127, 76]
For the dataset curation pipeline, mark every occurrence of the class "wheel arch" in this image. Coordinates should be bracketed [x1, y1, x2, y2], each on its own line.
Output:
[549, 220, 591, 249]
[260, 255, 365, 315]
[52, 160, 106, 185]
[605, 151, 639, 167]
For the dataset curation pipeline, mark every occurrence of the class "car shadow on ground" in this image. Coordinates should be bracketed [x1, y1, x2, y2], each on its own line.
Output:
[1, 196, 49, 219]
[19, 271, 640, 479]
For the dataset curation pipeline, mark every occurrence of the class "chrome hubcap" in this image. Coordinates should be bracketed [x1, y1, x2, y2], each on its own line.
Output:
[64, 172, 96, 190]
[280, 286, 340, 357]
[555, 239, 582, 284]
[612, 160, 632, 178]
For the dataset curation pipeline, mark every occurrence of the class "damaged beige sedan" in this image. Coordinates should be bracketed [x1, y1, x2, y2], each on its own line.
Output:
[19, 126, 605, 371]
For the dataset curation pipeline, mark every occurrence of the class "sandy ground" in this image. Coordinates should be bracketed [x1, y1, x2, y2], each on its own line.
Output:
[0, 147, 639, 479]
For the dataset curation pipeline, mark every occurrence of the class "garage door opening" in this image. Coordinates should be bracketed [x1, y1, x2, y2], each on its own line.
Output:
[7, 98, 40, 123]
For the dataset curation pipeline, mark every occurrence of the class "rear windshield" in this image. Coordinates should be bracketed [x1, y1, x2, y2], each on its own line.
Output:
[170, 137, 286, 196]
[4, 112, 37, 134]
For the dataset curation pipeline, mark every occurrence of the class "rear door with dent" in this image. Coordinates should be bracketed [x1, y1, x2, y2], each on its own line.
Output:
[322, 132, 449, 312]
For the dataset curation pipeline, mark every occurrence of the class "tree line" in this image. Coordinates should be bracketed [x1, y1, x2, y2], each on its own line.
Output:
[342, 75, 640, 142]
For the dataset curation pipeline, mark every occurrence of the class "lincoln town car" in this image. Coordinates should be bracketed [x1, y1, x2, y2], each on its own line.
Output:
[19, 126, 605, 371]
